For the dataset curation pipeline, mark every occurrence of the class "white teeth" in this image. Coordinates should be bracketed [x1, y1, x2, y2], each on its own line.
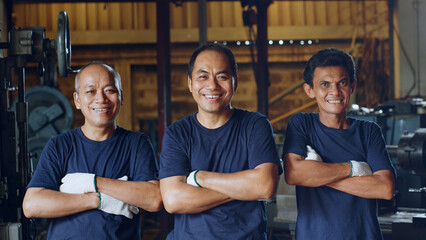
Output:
[328, 100, 341, 104]
[93, 108, 108, 112]
[205, 95, 219, 99]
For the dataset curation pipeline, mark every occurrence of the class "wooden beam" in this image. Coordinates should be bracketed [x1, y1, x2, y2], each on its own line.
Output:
[46, 24, 386, 45]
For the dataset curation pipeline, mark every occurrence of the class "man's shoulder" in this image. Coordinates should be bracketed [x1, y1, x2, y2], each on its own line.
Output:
[167, 114, 195, 131]
[349, 117, 381, 131]
[234, 108, 267, 123]
[288, 112, 317, 125]
[49, 128, 80, 143]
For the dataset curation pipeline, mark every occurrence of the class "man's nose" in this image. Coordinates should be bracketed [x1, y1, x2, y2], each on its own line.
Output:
[205, 78, 219, 90]
[95, 91, 107, 102]
[329, 83, 339, 94]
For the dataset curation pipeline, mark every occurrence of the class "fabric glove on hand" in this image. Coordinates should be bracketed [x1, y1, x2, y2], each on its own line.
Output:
[305, 145, 323, 162]
[98, 175, 139, 219]
[186, 170, 201, 187]
[59, 173, 96, 194]
[99, 192, 139, 219]
[349, 160, 372, 177]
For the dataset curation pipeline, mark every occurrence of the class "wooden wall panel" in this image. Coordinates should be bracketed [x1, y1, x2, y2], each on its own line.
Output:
[146, 2, 156, 30]
[10, 1, 391, 131]
[12, 1, 389, 44]
[314, 1, 327, 25]
[208, 2, 221, 28]
[281, 2, 292, 26]
[327, 2, 339, 25]
[233, 2, 243, 27]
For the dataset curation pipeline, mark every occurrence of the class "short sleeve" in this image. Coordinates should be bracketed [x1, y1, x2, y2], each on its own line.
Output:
[366, 122, 396, 177]
[282, 113, 309, 159]
[247, 117, 283, 174]
[158, 127, 190, 179]
[27, 139, 63, 190]
[132, 134, 159, 181]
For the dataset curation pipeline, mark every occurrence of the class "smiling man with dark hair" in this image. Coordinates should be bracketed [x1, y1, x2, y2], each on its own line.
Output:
[283, 48, 396, 240]
[159, 43, 283, 240]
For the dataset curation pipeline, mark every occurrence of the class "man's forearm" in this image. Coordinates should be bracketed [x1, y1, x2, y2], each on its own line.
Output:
[195, 163, 279, 201]
[285, 153, 351, 187]
[96, 177, 162, 212]
[326, 169, 395, 200]
[23, 188, 98, 218]
[160, 176, 232, 214]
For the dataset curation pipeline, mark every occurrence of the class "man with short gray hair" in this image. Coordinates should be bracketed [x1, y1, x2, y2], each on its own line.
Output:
[23, 62, 162, 239]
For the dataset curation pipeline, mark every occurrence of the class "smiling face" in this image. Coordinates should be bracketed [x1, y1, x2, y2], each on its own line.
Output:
[73, 64, 122, 130]
[304, 65, 356, 119]
[188, 49, 237, 117]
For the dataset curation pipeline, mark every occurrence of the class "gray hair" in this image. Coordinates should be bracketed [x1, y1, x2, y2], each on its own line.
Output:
[74, 62, 122, 100]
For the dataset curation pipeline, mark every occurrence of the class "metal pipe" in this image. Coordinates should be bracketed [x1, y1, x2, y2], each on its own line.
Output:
[269, 80, 304, 107]
[270, 100, 317, 125]
[156, 0, 171, 149]
[255, 1, 271, 116]
[17, 67, 30, 240]
[388, 0, 395, 99]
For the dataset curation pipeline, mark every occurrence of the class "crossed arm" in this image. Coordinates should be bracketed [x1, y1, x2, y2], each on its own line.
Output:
[23, 179, 162, 219]
[284, 153, 394, 200]
[160, 162, 279, 214]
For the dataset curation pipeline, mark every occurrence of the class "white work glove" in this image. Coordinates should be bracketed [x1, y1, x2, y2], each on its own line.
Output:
[99, 192, 139, 219]
[305, 145, 323, 161]
[98, 175, 139, 219]
[349, 160, 372, 177]
[186, 170, 201, 187]
[59, 173, 96, 194]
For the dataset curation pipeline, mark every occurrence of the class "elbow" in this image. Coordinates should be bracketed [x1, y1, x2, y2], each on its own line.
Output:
[285, 171, 299, 186]
[163, 198, 181, 214]
[284, 165, 299, 186]
[149, 196, 163, 212]
[22, 195, 39, 218]
[258, 178, 278, 200]
[161, 190, 180, 214]
[145, 188, 163, 212]
[382, 184, 395, 200]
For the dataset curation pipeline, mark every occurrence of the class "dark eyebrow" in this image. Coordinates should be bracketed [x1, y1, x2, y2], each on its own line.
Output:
[338, 77, 349, 83]
[217, 70, 232, 75]
[196, 69, 209, 74]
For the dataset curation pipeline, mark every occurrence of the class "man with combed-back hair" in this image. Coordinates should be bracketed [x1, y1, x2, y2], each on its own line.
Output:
[159, 43, 283, 240]
[23, 62, 162, 240]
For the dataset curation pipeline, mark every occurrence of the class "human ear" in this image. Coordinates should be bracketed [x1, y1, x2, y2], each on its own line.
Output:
[188, 75, 193, 92]
[303, 83, 315, 99]
[73, 92, 81, 109]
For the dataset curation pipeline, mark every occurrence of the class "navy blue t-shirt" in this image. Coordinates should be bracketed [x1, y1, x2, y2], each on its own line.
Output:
[27, 127, 158, 240]
[159, 108, 283, 240]
[283, 113, 395, 240]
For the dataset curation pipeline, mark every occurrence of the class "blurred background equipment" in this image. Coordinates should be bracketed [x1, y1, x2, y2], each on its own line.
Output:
[0, 11, 72, 240]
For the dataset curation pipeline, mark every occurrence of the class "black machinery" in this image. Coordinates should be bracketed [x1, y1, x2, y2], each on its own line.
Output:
[349, 99, 426, 239]
[0, 12, 73, 240]
[386, 128, 426, 240]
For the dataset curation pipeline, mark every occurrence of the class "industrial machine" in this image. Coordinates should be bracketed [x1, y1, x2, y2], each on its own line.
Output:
[348, 99, 426, 240]
[0, 12, 73, 240]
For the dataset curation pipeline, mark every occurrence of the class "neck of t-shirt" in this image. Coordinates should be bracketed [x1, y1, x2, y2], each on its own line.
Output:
[80, 123, 118, 141]
[318, 112, 351, 129]
[196, 107, 235, 129]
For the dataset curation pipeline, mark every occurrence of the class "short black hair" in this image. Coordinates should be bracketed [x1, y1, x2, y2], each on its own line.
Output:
[303, 48, 356, 87]
[188, 43, 238, 79]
